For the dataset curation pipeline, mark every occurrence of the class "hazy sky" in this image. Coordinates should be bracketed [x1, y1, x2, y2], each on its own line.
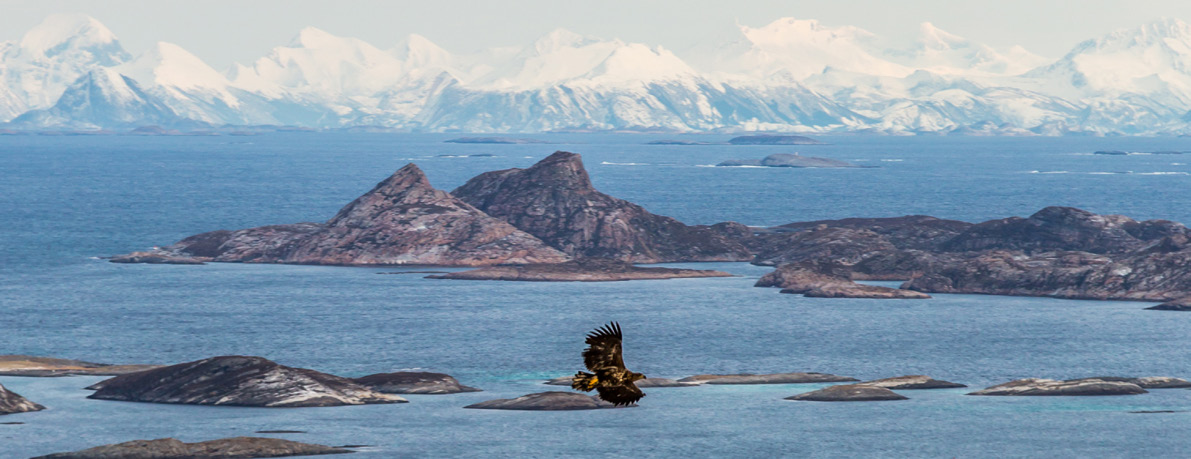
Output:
[3, 0, 1191, 69]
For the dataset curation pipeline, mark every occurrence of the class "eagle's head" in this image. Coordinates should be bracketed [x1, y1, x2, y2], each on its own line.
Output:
[630, 372, 647, 382]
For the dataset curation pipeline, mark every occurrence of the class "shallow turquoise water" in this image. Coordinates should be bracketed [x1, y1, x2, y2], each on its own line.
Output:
[3, 134, 1191, 457]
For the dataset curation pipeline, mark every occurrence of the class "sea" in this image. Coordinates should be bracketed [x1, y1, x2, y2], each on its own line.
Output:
[3, 133, 1191, 458]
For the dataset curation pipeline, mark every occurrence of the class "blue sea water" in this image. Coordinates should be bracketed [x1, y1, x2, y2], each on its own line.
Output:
[3, 133, 1191, 457]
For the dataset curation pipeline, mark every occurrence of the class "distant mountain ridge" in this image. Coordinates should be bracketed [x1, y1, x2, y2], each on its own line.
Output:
[5, 14, 1191, 135]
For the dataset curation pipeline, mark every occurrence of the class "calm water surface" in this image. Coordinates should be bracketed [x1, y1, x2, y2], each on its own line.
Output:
[3, 133, 1191, 457]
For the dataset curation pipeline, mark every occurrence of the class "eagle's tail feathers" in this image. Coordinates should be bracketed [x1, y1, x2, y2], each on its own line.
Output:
[572, 371, 598, 391]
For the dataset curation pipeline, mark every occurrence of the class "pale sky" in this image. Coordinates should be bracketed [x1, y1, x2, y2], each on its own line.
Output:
[3, 0, 1191, 70]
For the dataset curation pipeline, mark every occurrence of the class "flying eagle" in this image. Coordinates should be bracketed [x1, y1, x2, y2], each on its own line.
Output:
[571, 322, 646, 406]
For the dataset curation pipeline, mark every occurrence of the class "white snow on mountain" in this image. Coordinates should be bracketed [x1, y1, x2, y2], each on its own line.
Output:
[708, 18, 914, 80]
[0, 14, 131, 121]
[882, 22, 1049, 76]
[7, 14, 1191, 134]
[1022, 18, 1191, 104]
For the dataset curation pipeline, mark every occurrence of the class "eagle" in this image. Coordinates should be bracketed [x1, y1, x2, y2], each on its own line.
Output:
[571, 322, 646, 406]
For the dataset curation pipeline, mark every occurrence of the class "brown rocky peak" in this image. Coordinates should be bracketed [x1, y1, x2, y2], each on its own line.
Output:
[366, 163, 434, 198]
[521, 151, 594, 190]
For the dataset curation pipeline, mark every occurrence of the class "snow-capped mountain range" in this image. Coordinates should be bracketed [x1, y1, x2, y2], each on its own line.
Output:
[5, 13, 1191, 135]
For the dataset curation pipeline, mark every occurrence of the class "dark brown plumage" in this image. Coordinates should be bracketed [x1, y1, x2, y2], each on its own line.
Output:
[571, 322, 646, 406]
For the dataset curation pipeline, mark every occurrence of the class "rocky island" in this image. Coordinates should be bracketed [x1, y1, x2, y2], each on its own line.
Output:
[727, 135, 825, 145]
[748, 206, 1191, 304]
[352, 372, 480, 394]
[786, 384, 908, 402]
[426, 258, 733, 282]
[464, 391, 626, 410]
[0, 383, 44, 415]
[111, 152, 751, 273]
[717, 153, 864, 168]
[87, 356, 406, 407]
[32, 437, 352, 458]
[678, 372, 858, 385]
[444, 137, 549, 144]
[0, 355, 161, 377]
[968, 378, 1148, 396]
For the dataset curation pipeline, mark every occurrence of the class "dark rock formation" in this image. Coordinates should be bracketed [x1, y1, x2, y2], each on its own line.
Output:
[1148, 296, 1191, 311]
[87, 356, 406, 407]
[1067, 376, 1191, 389]
[858, 375, 966, 389]
[0, 383, 44, 415]
[717, 153, 862, 168]
[444, 137, 548, 144]
[0, 355, 161, 377]
[426, 258, 733, 282]
[678, 373, 858, 385]
[785, 384, 908, 401]
[968, 378, 1148, 396]
[544, 376, 696, 387]
[903, 249, 1191, 301]
[750, 207, 1191, 303]
[727, 135, 824, 145]
[452, 152, 752, 263]
[941, 206, 1189, 254]
[32, 437, 350, 458]
[111, 164, 570, 266]
[463, 392, 626, 410]
[749, 216, 971, 281]
[756, 261, 930, 299]
[769, 216, 973, 252]
[352, 372, 480, 394]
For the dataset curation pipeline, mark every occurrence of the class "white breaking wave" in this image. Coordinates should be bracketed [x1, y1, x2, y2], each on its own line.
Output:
[600, 161, 649, 166]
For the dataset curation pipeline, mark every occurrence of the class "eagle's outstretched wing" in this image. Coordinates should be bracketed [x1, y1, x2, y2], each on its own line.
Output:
[583, 322, 625, 371]
[596, 382, 644, 407]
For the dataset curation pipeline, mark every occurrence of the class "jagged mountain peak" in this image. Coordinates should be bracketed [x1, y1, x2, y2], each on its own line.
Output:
[18, 14, 122, 60]
[119, 42, 232, 91]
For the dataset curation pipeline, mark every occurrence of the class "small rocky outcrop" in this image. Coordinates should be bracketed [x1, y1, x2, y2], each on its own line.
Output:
[858, 375, 966, 390]
[444, 137, 548, 144]
[0, 383, 44, 415]
[678, 373, 858, 385]
[451, 152, 753, 263]
[756, 261, 930, 299]
[0, 355, 161, 377]
[110, 164, 570, 266]
[968, 378, 1148, 396]
[463, 392, 626, 410]
[87, 356, 406, 407]
[32, 437, 351, 458]
[108, 252, 205, 264]
[727, 135, 824, 145]
[785, 384, 908, 402]
[1067, 376, 1191, 389]
[717, 153, 862, 168]
[1148, 297, 1191, 311]
[352, 372, 480, 394]
[427, 258, 733, 282]
[545, 376, 696, 388]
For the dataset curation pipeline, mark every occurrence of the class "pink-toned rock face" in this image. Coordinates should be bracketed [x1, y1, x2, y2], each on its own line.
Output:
[279, 164, 569, 266]
[452, 151, 753, 263]
[114, 163, 570, 267]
